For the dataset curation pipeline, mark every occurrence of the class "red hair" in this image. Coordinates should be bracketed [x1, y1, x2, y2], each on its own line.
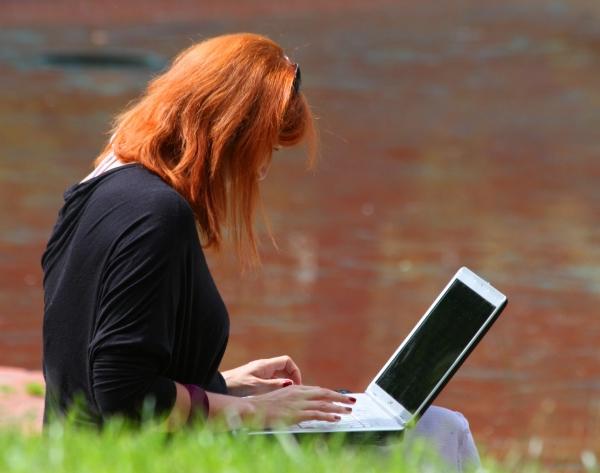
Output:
[96, 33, 317, 267]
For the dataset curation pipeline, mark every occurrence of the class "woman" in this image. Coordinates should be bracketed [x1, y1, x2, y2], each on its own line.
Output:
[42, 32, 479, 468]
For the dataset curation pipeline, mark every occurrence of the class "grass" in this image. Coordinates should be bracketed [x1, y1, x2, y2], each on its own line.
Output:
[24, 382, 45, 397]
[0, 418, 556, 473]
[0, 385, 15, 395]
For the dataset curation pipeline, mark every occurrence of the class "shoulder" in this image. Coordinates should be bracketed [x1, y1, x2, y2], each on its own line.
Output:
[92, 165, 195, 229]
[86, 165, 197, 249]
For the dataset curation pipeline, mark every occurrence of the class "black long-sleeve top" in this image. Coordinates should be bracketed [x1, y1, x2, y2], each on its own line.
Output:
[41, 164, 229, 425]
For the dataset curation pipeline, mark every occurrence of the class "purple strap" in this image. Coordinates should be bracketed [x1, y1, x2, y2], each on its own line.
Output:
[183, 384, 209, 423]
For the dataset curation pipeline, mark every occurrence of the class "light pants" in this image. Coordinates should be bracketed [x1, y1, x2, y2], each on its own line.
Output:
[402, 406, 481, 472]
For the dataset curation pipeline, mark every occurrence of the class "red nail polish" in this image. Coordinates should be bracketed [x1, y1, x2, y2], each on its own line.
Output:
[349, 397, 357, 403]
[345, 407, 352, 412]
[334, 415, 341, 421]
[282, 381, 292, 387]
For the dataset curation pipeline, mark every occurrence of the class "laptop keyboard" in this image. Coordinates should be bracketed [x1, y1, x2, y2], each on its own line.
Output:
[296, 394, 401, 431]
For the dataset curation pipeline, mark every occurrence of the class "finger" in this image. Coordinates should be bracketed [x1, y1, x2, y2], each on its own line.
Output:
[302, 400, 353, 415]
[268, 355, 302, 385]
[257, 377, 294, 393]
[271, 370, 297, 382]
[300, 386, 356, 404]
[296, 410, 341, 423]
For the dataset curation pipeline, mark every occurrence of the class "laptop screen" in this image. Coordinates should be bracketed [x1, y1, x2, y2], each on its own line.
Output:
[375, 280, 495, 414]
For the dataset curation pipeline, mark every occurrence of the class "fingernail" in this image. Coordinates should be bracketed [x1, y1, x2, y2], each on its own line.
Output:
[345, 407, 352, 412]
[349, 397, 357, 403]
[334, 415, 341, 421]
[282, 381, 293, 387]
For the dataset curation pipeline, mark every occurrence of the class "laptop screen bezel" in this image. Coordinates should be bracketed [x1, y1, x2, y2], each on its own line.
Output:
[365, 266, 507, 423]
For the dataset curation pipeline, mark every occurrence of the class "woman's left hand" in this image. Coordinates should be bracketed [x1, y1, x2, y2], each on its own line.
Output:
[223, 355, 303, 397]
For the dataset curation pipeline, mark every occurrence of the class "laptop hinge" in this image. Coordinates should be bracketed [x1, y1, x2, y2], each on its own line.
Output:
[366, 392, 408, 426]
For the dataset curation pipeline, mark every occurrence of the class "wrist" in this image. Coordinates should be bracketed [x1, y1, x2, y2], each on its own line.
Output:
[237, 396, 257, 420]
[222, 367, 238, 382]
[183, 384, 209, 423]
[222, 369, 242, 394]
[205, 392, 257, 428]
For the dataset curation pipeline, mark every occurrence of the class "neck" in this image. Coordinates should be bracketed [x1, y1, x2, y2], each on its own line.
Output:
[80, 151, 125, 184]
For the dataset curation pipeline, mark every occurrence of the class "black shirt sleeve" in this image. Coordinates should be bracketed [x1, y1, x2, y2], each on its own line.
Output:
[89, 207, 186, 420]
[206, 370, 228, 393]
[43, 166, 230, 426]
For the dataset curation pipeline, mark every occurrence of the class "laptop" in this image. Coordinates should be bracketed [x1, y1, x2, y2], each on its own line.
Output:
[254, 266, 507, 434]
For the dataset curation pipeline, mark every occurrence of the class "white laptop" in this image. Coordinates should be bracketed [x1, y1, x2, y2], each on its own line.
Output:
[256, 266, 507, 434]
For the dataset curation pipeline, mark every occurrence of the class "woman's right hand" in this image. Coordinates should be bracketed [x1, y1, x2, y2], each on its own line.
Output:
[243, 385, 356, 428]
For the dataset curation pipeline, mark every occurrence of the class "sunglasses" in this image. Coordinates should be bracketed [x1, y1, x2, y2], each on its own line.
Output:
[292, 63, 301, 95]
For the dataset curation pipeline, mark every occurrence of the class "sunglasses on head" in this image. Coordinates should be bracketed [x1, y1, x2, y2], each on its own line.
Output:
[292, 63, 301, 95]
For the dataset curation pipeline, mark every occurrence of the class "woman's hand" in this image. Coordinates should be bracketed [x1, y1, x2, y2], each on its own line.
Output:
[243, 384, 356, 428]
[223, 355, 302, 397]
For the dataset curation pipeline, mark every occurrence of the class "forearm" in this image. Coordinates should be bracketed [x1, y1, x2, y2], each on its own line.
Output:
[166, 384, 254, 430]
[172, 385, 356, 430]
[165, 382, 191, 430]
[206, 391, 254, 422]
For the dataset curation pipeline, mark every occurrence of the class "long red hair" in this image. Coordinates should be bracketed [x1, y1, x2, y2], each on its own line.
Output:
[96, 33, 317, 266]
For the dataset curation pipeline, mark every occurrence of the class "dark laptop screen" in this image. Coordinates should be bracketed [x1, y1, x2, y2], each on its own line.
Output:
[375, 280, 495, 413]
